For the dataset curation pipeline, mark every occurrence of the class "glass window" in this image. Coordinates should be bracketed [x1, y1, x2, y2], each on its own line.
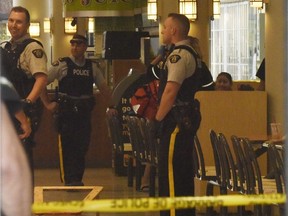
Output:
[210, 0, 265, 81]
[0, 20, 10, 42]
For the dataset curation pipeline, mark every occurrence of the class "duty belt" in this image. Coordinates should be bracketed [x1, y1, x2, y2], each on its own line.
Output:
[57, 93, 95, 113]
[173, 99, 192, 107]
[58, 92, 94, 100]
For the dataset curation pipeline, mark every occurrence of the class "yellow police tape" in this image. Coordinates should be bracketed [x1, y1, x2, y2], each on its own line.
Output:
[33, 193, 286, 214]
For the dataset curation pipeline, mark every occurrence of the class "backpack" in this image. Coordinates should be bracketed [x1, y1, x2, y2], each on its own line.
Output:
[130, 79, 159, 120]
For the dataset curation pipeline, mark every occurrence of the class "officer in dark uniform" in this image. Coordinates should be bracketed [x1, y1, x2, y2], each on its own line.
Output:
[155, 13, 202, 216]
[1, 6, 48, 175]
[41, 34, 116, 186]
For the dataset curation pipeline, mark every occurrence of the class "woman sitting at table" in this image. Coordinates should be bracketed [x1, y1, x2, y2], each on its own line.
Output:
[214, 72, 233, 91]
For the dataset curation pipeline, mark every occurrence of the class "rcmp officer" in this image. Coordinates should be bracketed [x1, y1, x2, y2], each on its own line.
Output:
[1, 6, 48, 174]
[155, 13, 202, 216]
[41, 34, 117, 186]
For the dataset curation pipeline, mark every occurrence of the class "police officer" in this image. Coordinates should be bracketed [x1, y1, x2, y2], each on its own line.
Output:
[1, 6, 48, 174]
[155, 13, 202, 216]
[41, 34, 117, 186]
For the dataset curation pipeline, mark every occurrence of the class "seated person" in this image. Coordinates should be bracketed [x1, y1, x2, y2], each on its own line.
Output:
[214, 72, 233, 91]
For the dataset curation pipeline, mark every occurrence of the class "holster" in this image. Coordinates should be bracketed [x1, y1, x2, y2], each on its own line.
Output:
[58, 96, 95, 114]
[171, 99, 201, 134]
[22, 99, 43, 132]
[55, 96, 95, 133]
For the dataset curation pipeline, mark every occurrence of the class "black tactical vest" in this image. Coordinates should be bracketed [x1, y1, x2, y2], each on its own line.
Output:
[158, 45, 203, 103]
[59, 57, 94, 97]
[1, 39, 43, 98]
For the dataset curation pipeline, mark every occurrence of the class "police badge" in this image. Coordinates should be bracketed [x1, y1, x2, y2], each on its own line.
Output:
[32, 49, 44, 58]
[169, 54, 181, 63]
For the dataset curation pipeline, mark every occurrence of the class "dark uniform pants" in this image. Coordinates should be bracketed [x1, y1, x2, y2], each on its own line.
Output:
[158, 113, 195, 216]
[59, 111, 91, 184]
[13, 101, 43, 184]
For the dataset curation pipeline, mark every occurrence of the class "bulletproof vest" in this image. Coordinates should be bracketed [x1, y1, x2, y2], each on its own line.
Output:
[59, 57, 94, 96]
[1, 39, 43, 98]
[158, 45, 203, 103]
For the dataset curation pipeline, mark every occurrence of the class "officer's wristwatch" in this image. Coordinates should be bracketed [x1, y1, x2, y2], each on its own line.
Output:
[108, 105, 116, 109]
[23, 98, 33, 104]
[106, 105, 116, 112]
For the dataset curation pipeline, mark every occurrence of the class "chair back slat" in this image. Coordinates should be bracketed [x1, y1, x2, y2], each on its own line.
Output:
[231, 135, 250, 194]
[194, 135, 205, 179]
[219, 133, 238, 191]
[107, 115, 123, 153]
[241, 138, 263, 194]
[209, 130, 223, 184]
[268, 145, 285, 193]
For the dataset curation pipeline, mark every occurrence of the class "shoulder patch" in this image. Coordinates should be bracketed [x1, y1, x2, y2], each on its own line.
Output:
[169, 54, 181, 63]
[52, 60, 60, 66]
[32, 49, 44, 58]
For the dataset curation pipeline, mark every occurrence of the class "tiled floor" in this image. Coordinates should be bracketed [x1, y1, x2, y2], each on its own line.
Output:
[34, 168, 252, 216]
[34, 168, 159, 216]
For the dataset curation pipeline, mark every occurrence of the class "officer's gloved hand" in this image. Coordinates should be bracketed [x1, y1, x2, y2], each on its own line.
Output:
[106, 106, 118, 118]
[21, 98, 33, 110]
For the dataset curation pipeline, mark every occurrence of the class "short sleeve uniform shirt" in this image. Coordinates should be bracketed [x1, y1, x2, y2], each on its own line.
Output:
[165, 39, 196, 85]
[11, 34, 48, 77]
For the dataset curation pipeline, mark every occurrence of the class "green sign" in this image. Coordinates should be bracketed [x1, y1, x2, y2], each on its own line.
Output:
[63, 0, 147, 17]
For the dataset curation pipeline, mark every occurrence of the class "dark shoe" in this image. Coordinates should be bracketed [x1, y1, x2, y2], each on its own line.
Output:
[65, 181, 84, 191]
[65, 181, 84, 186]
[264, 171, 275, 179]
[139, 185, 150, 192]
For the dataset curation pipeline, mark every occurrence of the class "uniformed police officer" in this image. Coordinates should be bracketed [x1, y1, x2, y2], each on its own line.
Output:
[41, 34, 117, 186]
[1, 6, 48, 174]
[155, 13, 202, 216]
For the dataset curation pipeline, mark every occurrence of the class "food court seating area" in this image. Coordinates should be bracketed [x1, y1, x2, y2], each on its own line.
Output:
[107, 90, 285, 215]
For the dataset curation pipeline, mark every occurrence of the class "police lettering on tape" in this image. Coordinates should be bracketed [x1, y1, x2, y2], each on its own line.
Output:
[33, 194, 286, 214]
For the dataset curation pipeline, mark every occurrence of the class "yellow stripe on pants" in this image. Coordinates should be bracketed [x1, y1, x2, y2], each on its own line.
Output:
[58, 134, 65, 183]
[168, 126, 179, 216]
